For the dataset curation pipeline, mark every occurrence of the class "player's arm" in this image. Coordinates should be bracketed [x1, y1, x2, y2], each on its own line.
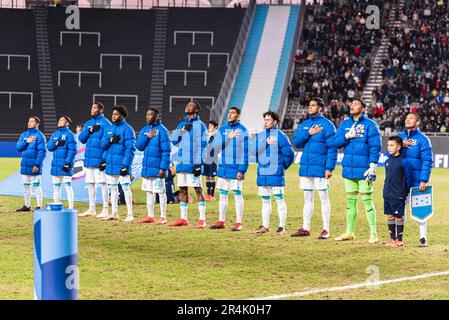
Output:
[16, 133, 28, 152]
[65, 133, 77, 165]
[77, 120, 91, 144]
[170, 123, 184, 146]
[332, 123, 350, 148]
[325, 123, 338, 172]
[419, 137, 433, 183]
[135, 126, 150, 151]
[100, 126, 112, 151]
[237, 128, 249, 174]
[403, 159, 413, 195]
[160, 128, 172, 172]
[368, 122, 382, 165]
[280, 133, 295, 170]
[121, 127, 136, 168]
[35, 133, 47, 168]
[291, 123, 310, 149]
[46, 132, 57, 152]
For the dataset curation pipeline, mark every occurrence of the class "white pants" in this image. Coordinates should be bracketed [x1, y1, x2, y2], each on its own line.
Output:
[84, 167, 106, 184]
[177, 173, 202, 188]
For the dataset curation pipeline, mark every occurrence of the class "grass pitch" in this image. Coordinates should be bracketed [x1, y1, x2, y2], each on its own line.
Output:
[1, 157, 448, 300]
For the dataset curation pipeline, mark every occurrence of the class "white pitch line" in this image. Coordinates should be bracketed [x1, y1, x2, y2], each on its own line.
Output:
[250, 270, 449, 300]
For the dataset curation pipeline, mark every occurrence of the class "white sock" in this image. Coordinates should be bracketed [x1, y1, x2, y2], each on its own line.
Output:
[35, 185, 43, 207]
[302, 190, 314, 231]
[261, 197, 271, 229]
[219, 191, 228, 222]
[65, 183, 74, 209]
[24, 184, 31, 207]
[123, 186, 133, 217]
[276, 198, 287, 228]
[234, 194, 244, 224]
[146, 192, 155, 218]
[419, 222, 427, 239]
[318, 190, 331, 232]
[198, 201, 206, 221]
[101, 183, 109, 209]
[53, 184, 61, 204]
[87, 183, 96, 211]
[159, 193, 167, 218]
[110, 185, 119, 217]
[180, 202, 188, 220]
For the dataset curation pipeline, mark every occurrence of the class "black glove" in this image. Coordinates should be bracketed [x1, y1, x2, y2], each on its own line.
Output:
[192, 165, 202, 177]
[89, 124, 101, 134]
[55, 139, 66, 147]
[109, 135, 121, 144]
[120, 167, 129, 176]
[99, 161, 106, 171]
[183, 124, 193, 132]
[62, 164, 70, 173]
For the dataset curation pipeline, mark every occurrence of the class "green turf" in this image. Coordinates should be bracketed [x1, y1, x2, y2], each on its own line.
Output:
[0, 158, 448, 300]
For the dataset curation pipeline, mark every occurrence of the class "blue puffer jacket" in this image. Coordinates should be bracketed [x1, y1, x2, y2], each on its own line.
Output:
[332, 114, 381, 180]
[101, 119, 136, 175]
[252, 126, 295, 186]
[292, 113, 337, 178]
[213, 121, 249, 179]
[171, 115, 207, 174]
[16, 128, 47, 175]
[46, 127, 77, 176]
[399, 128, 433, 187]
[135, 120, 172, 178]
[78, 114, 111, 168]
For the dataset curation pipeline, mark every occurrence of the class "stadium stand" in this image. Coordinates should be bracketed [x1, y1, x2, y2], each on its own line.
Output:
[47, 7, 155, 129]
[162, 7, 245, 129]
[0, 8, 43, 139]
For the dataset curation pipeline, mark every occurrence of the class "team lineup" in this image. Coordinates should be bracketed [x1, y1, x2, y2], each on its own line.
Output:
[15, 97, 433, 248]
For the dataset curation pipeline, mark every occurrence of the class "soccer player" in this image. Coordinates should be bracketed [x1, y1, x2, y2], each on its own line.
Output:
[204, 120, 218, 201]
[209, 107, 249, 231]
[136, 107, 171, 225]
[16, 116, 46, 211]
[46, 116, 77, 209]
[78, 102, 111, 218]
[291, 98, 337, 239]
[169, 100, 208, 228]
[383, 136, 412, 248]
[252, 111, 295, 235]
[332, 98, 381, 244]
[399, 112, 433, 247]
[100, 105, 136, 222]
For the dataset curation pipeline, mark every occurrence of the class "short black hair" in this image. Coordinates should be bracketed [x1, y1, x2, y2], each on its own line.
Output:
[388, 136, 403, 147]
[112, 105, 128, 118]
[191, 100, 201, 113]
[30, 116, 40, 125]
[263, 111, 280, 123]
[93, 101, 104, 110]
[147, 107, 160, 116]
[229, 106, 241, 115]
[61, 115, 72, 124]
[208, 120, 218, 128]
[352, 98, 366, 109]
[310, 97, 325, 108]
[408, 112, 421, 122]
[76, 123, 84, 128]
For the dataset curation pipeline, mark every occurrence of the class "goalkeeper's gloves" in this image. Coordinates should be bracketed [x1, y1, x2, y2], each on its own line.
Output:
[120, 167, 129, 176]
[364, 163, 377, 181]
[345, 124, 357, 140]
[61, 164, 70, 173]
[192, 165, 202, 177]
[55, 139, 66, 147]
[109, 135, 121, 144]
[99, 161, 106, 171]
[89, 124, 101, 134]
